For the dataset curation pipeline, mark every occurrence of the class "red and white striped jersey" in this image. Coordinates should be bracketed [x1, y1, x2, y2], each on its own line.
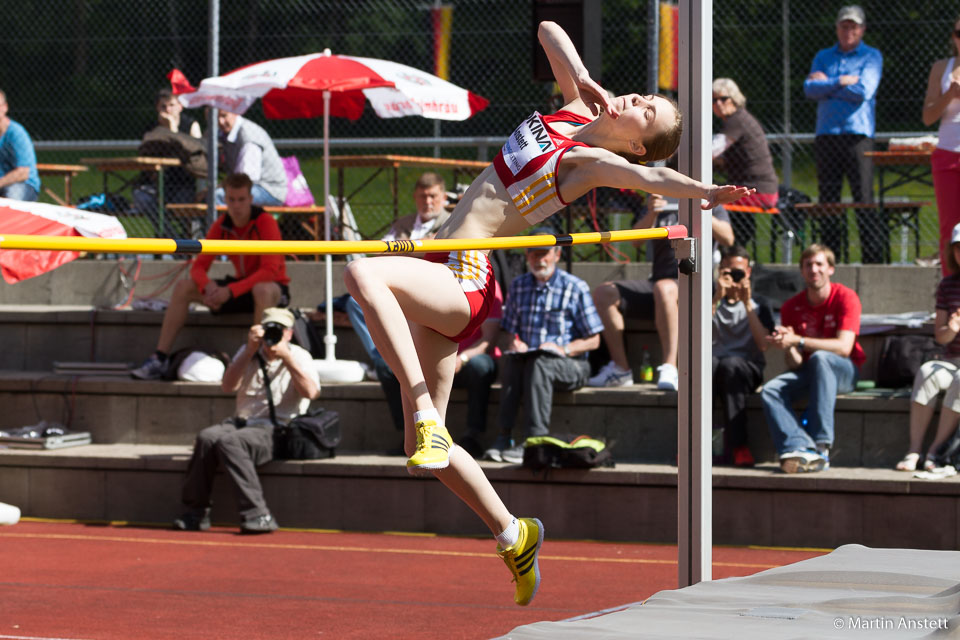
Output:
[492, 110, 591, 225]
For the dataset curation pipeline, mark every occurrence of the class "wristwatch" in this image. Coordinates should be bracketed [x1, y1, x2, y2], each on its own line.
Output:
[459, 353, 470, 364]
[798, 338, 805, 352]
[563, 344, 571, 356]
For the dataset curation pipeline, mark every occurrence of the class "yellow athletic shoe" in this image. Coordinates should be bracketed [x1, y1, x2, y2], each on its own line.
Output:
[406, 420, 453, 474]
[497, 517, 544, 606]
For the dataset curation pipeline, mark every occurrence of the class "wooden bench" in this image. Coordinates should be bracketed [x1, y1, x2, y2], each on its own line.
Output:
[794, 200, 931, 263]
[721, 203, 801, 262]
[165, 203, 326, 243]
[36, 163, 88, 206]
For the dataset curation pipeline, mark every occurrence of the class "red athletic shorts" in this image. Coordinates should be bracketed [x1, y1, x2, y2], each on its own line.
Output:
[424, 250, 496, 343]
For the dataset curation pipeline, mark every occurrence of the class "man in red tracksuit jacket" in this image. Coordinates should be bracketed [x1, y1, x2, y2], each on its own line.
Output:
[132, 172, 291, 380]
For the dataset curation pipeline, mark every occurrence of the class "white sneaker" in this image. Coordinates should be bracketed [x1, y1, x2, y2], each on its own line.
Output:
[587, 361, 634, 387]
[779, 449, 827, 473]
[656, 363, 678, 391]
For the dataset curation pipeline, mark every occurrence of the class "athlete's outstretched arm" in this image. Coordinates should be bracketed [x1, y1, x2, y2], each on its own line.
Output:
[537, 21, 617, 118]
[566, 152, 753, 209]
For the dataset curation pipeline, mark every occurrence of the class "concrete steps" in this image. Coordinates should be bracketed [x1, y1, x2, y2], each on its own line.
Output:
[1, 260, 954, 550]
[0, 370, 920, 468]
[1, 445, 957, 550]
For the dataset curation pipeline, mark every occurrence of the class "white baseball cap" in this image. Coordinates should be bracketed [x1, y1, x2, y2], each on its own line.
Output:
[951, 222, 960, 245]
[836, 5, 865, 25]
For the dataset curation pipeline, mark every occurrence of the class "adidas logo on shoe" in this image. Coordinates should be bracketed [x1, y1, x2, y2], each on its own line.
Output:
[406, 420, 453, 475]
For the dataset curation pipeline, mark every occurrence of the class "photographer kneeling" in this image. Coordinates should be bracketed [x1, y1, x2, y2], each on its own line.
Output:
[712, 245, 775, 467]
[173, 307, 320, 534]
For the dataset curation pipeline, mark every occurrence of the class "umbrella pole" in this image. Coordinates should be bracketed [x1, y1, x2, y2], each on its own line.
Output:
[323, 90, 337, 362]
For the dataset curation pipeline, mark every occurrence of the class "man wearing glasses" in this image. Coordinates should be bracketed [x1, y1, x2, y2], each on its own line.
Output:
[804, 5, 883, 263]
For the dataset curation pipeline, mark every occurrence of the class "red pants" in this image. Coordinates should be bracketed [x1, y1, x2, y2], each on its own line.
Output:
[933, 148, 960, 276]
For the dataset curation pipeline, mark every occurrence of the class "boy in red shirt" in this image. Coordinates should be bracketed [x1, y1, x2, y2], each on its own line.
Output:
[761, 244, 863, 472]
[132, 173, 290, 380]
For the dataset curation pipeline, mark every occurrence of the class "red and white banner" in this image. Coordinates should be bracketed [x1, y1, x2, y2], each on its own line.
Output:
[0, 198, 126, 283]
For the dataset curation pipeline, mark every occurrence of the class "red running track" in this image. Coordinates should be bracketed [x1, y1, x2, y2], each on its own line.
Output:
[0, 520, 825, 640]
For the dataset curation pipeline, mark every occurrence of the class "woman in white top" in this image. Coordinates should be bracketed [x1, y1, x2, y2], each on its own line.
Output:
[922, 16, 960, 276]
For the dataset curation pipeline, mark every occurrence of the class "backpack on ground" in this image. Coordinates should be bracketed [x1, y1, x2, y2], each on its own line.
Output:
[522, 434, 615, 471]
[875, 335, 945, 389]
[290, 308, 325, 359]
[273, 406, 341, 460]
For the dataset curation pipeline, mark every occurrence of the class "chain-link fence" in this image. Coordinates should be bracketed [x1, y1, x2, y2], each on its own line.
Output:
[2, 0, 951, 264]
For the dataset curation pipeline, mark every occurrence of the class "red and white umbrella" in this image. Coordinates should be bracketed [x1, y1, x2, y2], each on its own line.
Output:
[0, 198, 126, 283]
[170, 51, 489, 362]
[170, 51, 488, 121]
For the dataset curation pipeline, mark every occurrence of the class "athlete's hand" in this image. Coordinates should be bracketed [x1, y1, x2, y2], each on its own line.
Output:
[702, 185, 755, 210]
[576, 74, 618, 118]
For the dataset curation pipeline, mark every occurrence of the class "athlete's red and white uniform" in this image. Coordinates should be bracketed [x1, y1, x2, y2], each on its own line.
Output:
[492, 110, 592, 225]
[429, 111, 591, 342]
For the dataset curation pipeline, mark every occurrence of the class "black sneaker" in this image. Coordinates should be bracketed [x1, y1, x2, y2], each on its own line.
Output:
[173, 508, 211, 531]
[131, 354, 168, 380]
[240, 513, 279, 534]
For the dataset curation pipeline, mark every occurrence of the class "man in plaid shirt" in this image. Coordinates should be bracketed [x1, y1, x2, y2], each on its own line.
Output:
[484, 243, 604, 463]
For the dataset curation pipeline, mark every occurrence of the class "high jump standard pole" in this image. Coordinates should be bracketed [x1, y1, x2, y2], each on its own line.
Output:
[677, 0, 713, 587]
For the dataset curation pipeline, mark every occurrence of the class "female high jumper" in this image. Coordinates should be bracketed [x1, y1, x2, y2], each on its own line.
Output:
[345, 20, 754, 606]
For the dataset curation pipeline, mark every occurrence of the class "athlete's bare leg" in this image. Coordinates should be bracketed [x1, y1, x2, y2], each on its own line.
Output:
[345, 256, 469, 411]
[345, 255, 513, 536]
[410, 323, 513, 535]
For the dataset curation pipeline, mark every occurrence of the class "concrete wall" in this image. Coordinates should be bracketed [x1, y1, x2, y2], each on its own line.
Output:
[0, 258, 942, 315]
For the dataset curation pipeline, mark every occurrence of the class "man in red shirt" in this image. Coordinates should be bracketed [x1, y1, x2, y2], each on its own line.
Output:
[132, 173, 291, 380]
[761, 244, 863, 473]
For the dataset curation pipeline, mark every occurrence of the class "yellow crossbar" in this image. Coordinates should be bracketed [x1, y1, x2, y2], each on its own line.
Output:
[0, 225, 687, 256]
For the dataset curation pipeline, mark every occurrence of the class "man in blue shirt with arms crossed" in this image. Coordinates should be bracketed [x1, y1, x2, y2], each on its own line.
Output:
[804, 5, 883, 263]
[0, 90, 40, 202]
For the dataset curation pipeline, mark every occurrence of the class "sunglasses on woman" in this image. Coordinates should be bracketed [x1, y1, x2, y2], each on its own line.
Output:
[713, 96, 731, 103]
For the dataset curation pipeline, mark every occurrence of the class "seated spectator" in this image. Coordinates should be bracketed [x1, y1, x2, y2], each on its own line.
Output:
[341, 172, 451, 437]
[215, 110, 287, 207]
[711, 77, 780, 247]
[588, 192, 734, 390]
[133, 89, 205, 229]
[173, 307, 320, 534]
[761, 244, 864, 473]
[712, 245, 775, 467]
[485, 242, 604, 463]
[897, 223, 960, 471]
[0, 90, 40, 202]
[155, 88, 202, 138]
[131, 173, 290, 380]
[381, 171, 450, 241]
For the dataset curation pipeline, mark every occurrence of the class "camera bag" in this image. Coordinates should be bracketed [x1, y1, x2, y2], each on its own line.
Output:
[256, 353, 341, 460]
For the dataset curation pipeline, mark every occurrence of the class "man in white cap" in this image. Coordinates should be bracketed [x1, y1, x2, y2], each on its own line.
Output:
[804, 5, 884, 264]
[173, 307, 319, 534]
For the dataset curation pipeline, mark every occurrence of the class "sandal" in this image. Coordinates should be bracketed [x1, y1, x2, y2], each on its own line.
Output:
[895, 452, 920, 471]
[923, 457, 937, 472]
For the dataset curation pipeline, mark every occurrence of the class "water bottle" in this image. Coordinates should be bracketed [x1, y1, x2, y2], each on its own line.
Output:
[640, 345, 654, 382]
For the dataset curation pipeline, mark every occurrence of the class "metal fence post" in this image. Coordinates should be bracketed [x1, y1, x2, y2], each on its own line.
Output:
[205, 0, 220, 230]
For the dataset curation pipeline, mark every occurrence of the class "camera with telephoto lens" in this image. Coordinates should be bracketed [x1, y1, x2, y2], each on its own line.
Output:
[729, 268, 746, 283]
[262, 322, 285, 347]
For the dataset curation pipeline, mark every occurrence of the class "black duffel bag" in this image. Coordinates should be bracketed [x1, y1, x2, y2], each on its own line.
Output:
[876, 335, 945, 389]
[273, 407, 341, 460]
